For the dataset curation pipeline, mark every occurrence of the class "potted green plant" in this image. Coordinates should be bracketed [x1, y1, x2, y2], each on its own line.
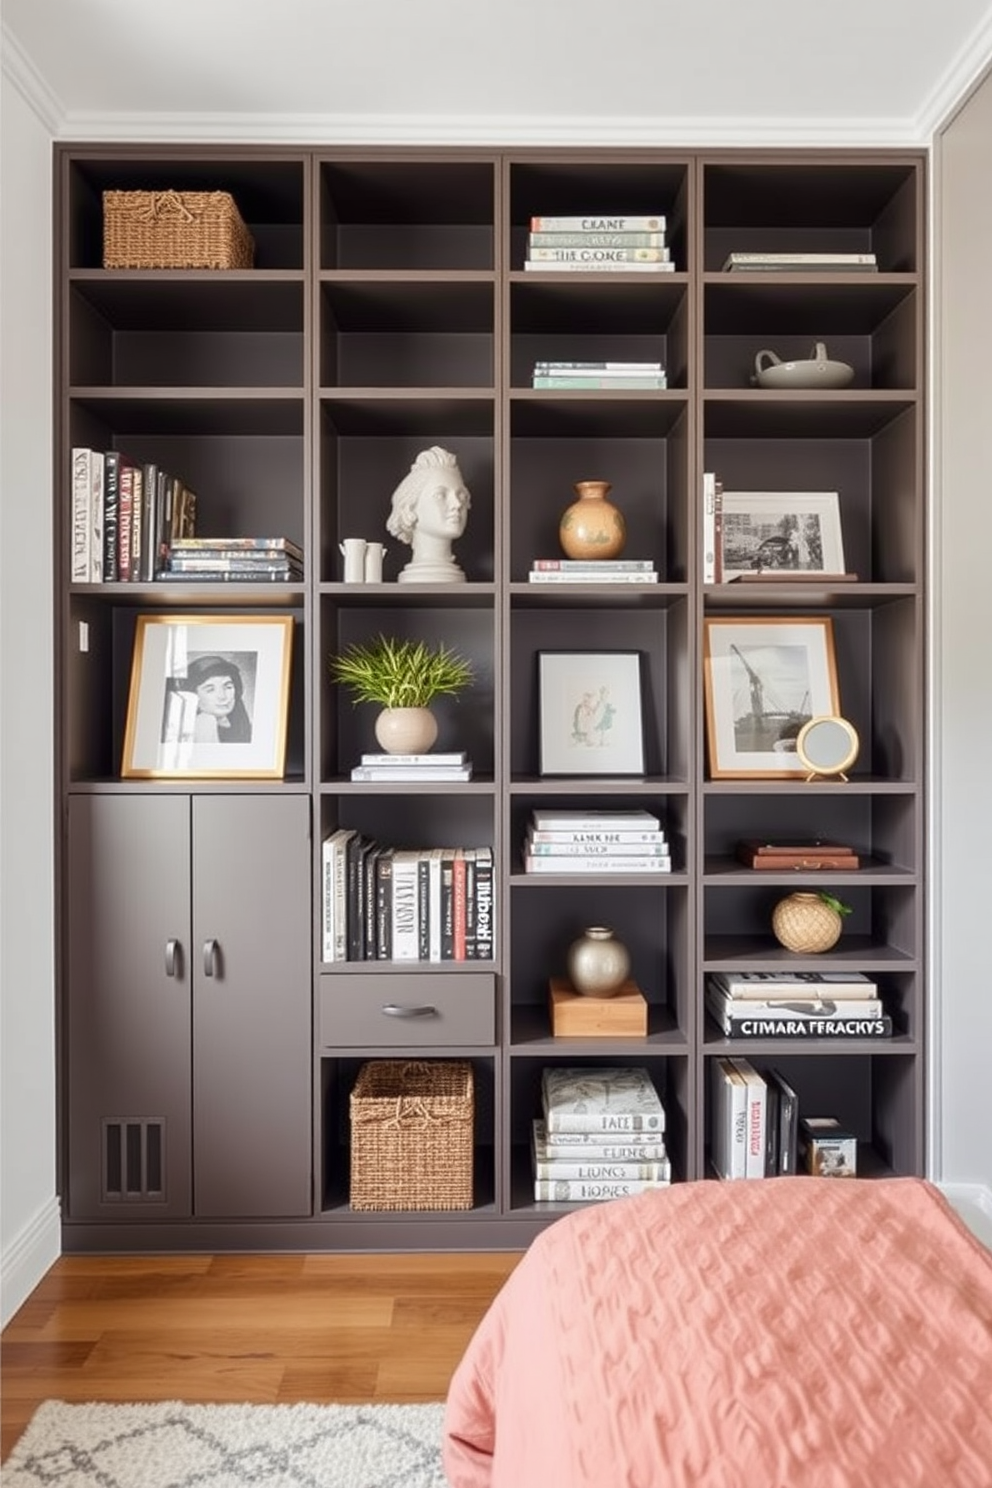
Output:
[329, 633, 473, 754]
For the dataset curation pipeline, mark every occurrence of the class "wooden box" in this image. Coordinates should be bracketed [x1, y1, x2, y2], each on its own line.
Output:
[548, 977, 648, 1037]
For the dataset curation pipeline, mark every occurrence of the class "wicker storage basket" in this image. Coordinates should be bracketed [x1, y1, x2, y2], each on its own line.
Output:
[102, 189, 255, 269]
[349, 1059, 474, 1211]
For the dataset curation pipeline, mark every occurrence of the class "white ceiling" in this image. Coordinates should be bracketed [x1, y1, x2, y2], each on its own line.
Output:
[3, 0, 992, 143]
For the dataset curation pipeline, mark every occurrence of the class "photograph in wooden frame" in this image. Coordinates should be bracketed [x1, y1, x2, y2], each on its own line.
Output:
[703, 617, 840, 779]
[121, 614, 294, 779]
[720, 491, 846, 581]
[538, 650, 645, 777]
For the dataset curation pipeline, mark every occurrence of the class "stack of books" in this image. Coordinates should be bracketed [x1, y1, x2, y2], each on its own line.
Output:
[524, 213, 674, 273]
[534, 1066, 671, 1202]
[350, 751, 472, 782]
[705, 971, 891, 1039]
[722, 251, 878, 273]
[531, 361, 667, 390]
[321, 831, 493, 963]
[70, 446, 197, 584]
[163, 536, 303, 583]
[528, 557, 658, 584]
[711, 1057, 800, 1179]
[524, 808, 670, 875]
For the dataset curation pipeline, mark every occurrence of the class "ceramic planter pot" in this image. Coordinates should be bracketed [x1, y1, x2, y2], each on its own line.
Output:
[374, 706, 438, 755]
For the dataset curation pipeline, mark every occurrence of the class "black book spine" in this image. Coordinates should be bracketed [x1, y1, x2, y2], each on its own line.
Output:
[417, 852, 430, 962]
[376, 850, 393, 961]
[441, 851, 455, 961]
[363, 846, 382, 960]
[473, 849, 494, 961]
[345, 834, 367, 962]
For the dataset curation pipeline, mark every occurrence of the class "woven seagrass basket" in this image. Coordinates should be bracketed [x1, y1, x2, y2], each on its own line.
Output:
[349, 1059, 474, 1211]
[102, 189, 255, 269]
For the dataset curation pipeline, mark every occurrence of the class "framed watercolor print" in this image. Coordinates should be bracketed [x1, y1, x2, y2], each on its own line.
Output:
[703, 617, 840, 779]
[538, 651, 645, 776]
[720, 491, 846, 581]
[121, 615, 294, 779]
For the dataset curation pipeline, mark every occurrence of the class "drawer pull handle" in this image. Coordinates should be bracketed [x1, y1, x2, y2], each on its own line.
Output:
[203, 939, 220, 978]
[381, 1003, 439, 1018]
[165, 938, 181, 977]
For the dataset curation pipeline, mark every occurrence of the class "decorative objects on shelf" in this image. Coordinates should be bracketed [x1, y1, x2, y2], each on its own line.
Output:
[702, 616, 841, 780]
[751, 342, 855, 390]
[349, 1060, 474, 1211]
[386, 446, 471, 584]
[102, 189, 255, 270]
[566, 926, 631, 998]
[329, 634, 473, 756]
[718, 490, 847, 581]
[121, 614, 294, 780]
[538, 651, 645, 778]
[771, 891, 852, 953]
[558, 480, 626, 559]
[795, 716, 860, 782]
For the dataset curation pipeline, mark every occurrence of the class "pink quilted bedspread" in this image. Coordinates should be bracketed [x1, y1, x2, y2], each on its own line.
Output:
[443, 1177, 992, 1488]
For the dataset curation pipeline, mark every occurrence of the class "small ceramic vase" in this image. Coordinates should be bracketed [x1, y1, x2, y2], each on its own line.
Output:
[374, 706, 438, 755]
[558, 480, 626, 560]
[566, 925, 631, 998]
[771, 892, 843, 954]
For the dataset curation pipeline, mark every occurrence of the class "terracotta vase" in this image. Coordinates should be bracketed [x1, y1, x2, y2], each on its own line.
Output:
[374, 706, 438, 755]
[566, 925, 631, 998]
[558, 480, 626, 560]
[771, 892, 843, 954]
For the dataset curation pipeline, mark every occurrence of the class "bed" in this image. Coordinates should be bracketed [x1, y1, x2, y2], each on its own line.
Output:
[443, 1177, 992, 1487]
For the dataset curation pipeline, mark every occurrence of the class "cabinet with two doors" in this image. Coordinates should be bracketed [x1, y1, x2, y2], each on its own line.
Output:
[56, 144, 925, 1248]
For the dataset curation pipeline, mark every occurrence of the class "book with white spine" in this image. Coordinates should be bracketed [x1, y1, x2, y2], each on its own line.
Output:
[524, 854, 671, 874]
[529, 230, 667, 249]
[528, 570, 659, 584]
[711, 1058, 748, 1179]
[532, 1122, 670, 1181]
[534, 1177, 671, 1201]
[542, 1066, 666, 1134]
[526, 837, 670, 858]
[529, 214, 667, 232]
[730, 1057, 767, 1179]
[530, 808, 661, 831]
[533, 1119, 668, 1161]
[389, 850, 421, 960]
[523, 260, 676, 273]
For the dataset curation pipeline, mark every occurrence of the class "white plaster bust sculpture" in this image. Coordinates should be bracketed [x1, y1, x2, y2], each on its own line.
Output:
[386, 446, 471, 584]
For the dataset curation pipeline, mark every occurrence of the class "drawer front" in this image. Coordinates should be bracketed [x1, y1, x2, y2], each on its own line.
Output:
[320, 972, 495, 1048]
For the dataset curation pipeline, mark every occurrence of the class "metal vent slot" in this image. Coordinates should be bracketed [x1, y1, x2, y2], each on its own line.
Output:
[102, 1118, 165, 1201]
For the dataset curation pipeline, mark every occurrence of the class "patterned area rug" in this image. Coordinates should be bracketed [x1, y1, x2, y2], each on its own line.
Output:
[3, 1400, 447, 1487]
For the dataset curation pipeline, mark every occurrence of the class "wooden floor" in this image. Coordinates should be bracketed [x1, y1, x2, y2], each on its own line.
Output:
[0, 1250, 522, 1463]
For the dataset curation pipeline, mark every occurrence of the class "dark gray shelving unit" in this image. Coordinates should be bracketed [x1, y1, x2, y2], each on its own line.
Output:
[54, 144, 926, 1251]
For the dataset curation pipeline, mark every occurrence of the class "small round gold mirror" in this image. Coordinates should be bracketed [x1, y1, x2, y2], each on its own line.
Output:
[795, 715, 859, 782]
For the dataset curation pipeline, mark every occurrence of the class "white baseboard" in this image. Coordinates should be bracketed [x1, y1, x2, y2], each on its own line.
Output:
[1, 1195, 61, 1328]
[939, 1182, 992, 1250]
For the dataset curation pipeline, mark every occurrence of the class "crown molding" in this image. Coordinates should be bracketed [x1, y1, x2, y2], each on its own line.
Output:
[0, 23, 63, 133]
[53, 108, 926, 150]
[916, 10, 992, 135]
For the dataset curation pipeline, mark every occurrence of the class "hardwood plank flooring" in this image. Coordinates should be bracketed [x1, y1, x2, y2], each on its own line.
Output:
[0, 1251, 522, 1462]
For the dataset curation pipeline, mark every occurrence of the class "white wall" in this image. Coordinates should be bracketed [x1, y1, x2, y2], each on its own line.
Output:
[0, 73, 61, 1324]
[933, 69, 992, 1186]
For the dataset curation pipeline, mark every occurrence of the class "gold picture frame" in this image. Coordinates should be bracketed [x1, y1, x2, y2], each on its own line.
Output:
[703, 616, 840, 779]
[121, 614, 294, 779]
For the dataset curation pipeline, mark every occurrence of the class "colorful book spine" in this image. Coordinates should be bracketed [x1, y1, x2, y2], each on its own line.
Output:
[531, 558, 656, 569]
[102, 451, 121, 582]
[527, 570, 659, 583]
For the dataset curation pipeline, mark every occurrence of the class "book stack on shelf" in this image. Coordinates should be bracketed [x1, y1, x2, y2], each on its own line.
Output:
[349, 750, 472, 782]
[705, 971, 891, 1039]
[321, 831, 493, 963]
[162, 536, 303, 583]
[721, 251, 878, 273]
[531, 361, 668, 391]
[524, 809, 670, 875]
[528, 557, 659, 584]
[711, 1057, 800, 1180]
[524, 213, 674, 273]
[534, 1066, 671, 1201]
[71, 445, 196, 584]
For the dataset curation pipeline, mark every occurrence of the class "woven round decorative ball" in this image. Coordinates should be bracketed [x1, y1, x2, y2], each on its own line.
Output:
[771, 892, 843, 954]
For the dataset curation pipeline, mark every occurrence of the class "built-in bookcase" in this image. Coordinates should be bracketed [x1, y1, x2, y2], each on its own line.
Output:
[54, 144, 926, 1250]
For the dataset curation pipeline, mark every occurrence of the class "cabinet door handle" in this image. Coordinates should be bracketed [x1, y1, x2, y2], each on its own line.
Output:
[165, 938, 181, 977]
[381, 1003, 439, 1019]
[202, 939, 220, 978]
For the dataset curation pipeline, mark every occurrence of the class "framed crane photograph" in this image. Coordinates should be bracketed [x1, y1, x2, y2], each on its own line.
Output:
[702, 617, 840, 779]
